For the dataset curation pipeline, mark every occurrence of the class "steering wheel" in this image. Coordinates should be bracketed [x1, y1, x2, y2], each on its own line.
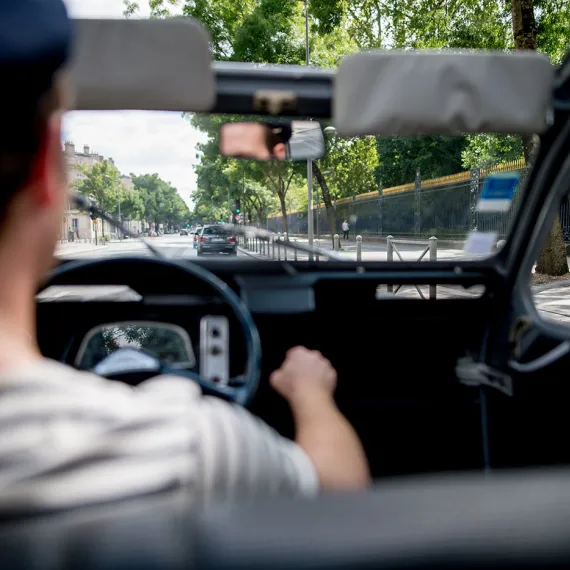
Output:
[38, 256, 262, 406]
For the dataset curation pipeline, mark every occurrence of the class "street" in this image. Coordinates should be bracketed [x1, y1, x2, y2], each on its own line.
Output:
[56, 234, 246, 261]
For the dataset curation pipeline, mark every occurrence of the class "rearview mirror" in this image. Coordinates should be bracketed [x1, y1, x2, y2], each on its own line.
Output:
[219, 120, 324, 161]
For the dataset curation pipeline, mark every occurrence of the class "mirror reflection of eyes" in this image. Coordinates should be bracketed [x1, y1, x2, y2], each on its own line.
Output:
[219, 120, 324, 162]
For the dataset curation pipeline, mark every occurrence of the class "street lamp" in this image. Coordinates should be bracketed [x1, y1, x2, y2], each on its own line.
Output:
[299, 0, 313, 259]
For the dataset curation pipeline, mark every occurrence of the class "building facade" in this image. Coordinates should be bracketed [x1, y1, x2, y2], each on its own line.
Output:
[61, 142, 139, 241]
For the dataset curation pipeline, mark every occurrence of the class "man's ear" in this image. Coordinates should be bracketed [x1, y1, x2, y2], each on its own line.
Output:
[29, 112, 64, 207]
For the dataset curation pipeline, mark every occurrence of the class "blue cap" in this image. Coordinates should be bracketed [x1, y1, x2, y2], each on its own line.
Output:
[0, 0, 72, 98]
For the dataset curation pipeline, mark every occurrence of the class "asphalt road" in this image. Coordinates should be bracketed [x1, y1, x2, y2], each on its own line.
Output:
[56, 234, 245, 261]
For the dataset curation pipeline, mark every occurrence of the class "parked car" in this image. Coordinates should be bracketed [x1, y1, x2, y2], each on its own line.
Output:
[196, 225, 237, 256]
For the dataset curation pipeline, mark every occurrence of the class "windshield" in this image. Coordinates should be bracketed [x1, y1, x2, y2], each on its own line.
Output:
[58, 110, 526, 263]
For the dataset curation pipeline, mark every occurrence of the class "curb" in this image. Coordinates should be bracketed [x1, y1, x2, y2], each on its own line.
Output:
[237, 247, 264, 259]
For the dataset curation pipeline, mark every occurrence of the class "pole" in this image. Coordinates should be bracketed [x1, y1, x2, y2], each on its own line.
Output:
[117, 185, 122, 240]
[228, 187, 231, 224]
[316, 186, 320, 241]
[303, 0, 314, 259]
[242, 164, 245, 226]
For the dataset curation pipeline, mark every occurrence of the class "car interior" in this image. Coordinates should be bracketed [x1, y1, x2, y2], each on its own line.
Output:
[1, 15, 570, 570]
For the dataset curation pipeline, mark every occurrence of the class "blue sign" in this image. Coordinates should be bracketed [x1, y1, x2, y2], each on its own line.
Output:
[477, 173, 519, 212]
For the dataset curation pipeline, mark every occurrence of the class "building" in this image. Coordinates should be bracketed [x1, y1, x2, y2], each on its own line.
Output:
[61, 142, 139, 241]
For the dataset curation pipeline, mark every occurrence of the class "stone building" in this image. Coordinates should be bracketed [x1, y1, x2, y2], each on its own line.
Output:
[61, 142, 140, 241]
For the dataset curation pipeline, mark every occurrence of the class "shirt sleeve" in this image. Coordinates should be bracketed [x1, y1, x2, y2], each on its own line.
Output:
[193, 396, 319, 504]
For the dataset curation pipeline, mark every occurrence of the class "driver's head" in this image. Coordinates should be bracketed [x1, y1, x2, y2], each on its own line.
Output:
[0, 0, 72, 279]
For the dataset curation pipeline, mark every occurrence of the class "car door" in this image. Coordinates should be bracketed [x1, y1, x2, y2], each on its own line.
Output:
[475, 58, 570, 472]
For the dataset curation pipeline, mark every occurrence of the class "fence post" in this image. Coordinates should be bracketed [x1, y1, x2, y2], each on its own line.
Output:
[356, 235, 362, 262]
[414, 168, 421, 236]
[429, 236, 438, 299]
[387, 235, 394, 293]
[470, 168, 481, 232]
[377, 182, 383, 236]
[334, 234, 340, 251]
[315, 239, 320, 262]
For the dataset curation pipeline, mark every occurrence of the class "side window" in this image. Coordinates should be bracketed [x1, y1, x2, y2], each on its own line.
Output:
[532, 195, 570, 324]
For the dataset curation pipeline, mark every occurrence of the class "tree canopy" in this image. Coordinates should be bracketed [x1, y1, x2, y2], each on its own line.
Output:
[125, 0, 570, 228]
[75, 162, 191, 231]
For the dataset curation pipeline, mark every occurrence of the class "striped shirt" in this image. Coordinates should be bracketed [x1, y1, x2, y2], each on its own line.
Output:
[0, 358, 318, 514]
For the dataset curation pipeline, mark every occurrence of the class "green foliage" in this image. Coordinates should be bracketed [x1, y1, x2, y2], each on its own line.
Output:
[131, 0, 569, 222]
[75, 160, 121, 213]
[375, 136, 467, 188]
[461, 134, 524, 169]
[132, 173, 190, 228]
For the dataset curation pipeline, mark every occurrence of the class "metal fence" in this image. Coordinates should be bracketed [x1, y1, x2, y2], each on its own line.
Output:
[267, 163, 529, 240]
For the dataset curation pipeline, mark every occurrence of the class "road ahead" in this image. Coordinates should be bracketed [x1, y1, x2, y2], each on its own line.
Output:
[56, 234, 245, 261]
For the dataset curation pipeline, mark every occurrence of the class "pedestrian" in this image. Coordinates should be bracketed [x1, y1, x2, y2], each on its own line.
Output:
[342, 219, 350, 240]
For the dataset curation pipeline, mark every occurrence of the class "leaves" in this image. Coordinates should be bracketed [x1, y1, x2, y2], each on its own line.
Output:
[75, 160, 121, 213]
[132, 173, 190, 228]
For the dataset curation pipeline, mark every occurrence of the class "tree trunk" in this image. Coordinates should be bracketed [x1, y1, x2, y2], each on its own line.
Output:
[278, 188, 288, 235]
[312, 163, 337, 247]
[511, 0, 567, 275]
[536, 215, 568, 276]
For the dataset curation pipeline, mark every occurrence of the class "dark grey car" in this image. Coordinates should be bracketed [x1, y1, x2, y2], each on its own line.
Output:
[197, 225, 237, 256]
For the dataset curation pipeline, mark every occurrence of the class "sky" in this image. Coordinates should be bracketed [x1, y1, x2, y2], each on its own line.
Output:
[62, 0, 206, 207]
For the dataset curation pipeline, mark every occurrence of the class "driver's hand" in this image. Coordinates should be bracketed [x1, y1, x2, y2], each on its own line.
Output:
[270, 346, 337, 402]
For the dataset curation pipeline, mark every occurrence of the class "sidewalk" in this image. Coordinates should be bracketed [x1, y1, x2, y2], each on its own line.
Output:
[56, 241, 102, 255]
[287, 233, 467, 250]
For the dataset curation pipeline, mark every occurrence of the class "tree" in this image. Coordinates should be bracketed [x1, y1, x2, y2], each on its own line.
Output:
[510, 0, 567, 276]
[116, 188, 145, 224]
[75, 159, 121, 236]
[314, 133, 379, 244]
[375, 136, 466, 188]
[132, 173, 190, 231]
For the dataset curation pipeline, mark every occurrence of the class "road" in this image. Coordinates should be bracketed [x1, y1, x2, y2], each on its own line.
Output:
[56, 234, 244, 261]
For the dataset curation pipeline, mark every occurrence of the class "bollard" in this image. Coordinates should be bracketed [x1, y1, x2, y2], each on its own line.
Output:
[429, 236, 438, 299]
[334, 234, 340, 251]
[387, 235, 394, 293]
[356, 235, 362, 262]
[284, 233, 288, 261]
[496, 239, 507, 251]
[272, 236, 276, 259]
[294, 239, 298, 261]
[315, 239, 320, 262]
[277, 233, 281, 261]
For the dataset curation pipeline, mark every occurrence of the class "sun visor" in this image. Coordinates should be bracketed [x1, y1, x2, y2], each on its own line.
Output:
[334, 50, 554, 137]
[69, 18, 216, 111]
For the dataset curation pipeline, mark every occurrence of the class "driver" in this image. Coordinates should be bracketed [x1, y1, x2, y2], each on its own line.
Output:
[0, 0, 369, 513]
[220, 122, 289, 160]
